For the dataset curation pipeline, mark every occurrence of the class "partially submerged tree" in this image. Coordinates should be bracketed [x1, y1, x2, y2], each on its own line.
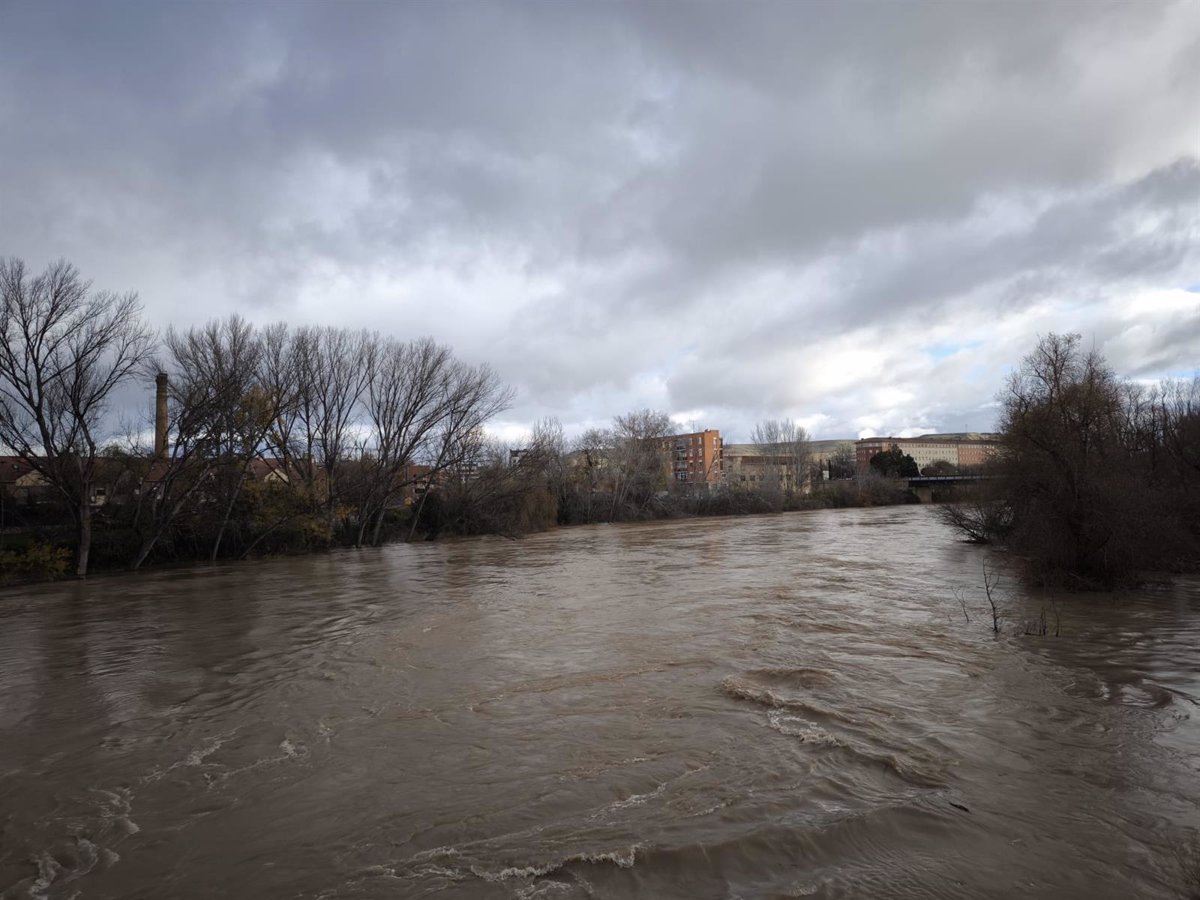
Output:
[1001, 333, 1146, 584]
[0, 258, 155, 575]
[936, 487, 1012, 545]
[955, 332, 1200, 586]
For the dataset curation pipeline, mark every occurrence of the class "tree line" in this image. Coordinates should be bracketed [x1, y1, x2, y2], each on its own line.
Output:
[0, 259, 510, 577]
[943, 333, 1200, 587]
[419, 412, 912, 540]
[2, 258, 920, 581]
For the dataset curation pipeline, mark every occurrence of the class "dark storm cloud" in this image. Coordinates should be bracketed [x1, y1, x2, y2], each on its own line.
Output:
[1, 0, 1197, 440]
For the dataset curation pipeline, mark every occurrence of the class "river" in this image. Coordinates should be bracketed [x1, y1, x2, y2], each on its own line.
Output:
[1, 506, 1197, 899]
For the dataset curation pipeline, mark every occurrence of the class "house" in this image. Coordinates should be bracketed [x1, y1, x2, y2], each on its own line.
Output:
[0, 455, 121, 517]
[249, 458, 292, 484]
[0, 457, 50, 521]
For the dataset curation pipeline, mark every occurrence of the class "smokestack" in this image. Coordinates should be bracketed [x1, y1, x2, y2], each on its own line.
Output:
[155, 372, 169, 459]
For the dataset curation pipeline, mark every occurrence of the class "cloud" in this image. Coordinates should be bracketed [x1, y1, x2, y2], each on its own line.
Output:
[1, 0, 1197, 442]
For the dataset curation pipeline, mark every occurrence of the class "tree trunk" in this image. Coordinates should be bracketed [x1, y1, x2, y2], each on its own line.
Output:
[371, 503, 388, 546]
[75, 498, 92, 577]
[239, 512, 301, 560]
[210, 468, 248, 561]
[131, 535, 157, 571]
[354, 490, 377, 548]
[408, 489, 430, 542]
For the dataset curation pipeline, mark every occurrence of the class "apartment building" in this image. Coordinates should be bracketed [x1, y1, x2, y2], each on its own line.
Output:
[722, 443, 805, 491]
[855, 433, 1000, 473]
[659, 429, 723, 485]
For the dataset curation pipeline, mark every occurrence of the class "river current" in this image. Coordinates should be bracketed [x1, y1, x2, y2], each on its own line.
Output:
[1, 506, 1198, 899]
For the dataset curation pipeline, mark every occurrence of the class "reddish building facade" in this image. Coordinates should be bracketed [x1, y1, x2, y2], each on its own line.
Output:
[855, 434, 1000, 474]
[659, 429, 723, 485]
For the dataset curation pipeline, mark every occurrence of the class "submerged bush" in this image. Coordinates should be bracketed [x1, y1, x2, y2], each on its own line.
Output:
[957, 333, 1200, 588]
[937, 490, 1013, 545]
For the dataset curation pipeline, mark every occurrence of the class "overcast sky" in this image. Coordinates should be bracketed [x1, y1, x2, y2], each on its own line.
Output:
[2, 1, 1197, 442]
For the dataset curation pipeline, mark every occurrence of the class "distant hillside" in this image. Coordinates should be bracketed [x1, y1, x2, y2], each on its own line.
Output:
[913, 432, 1001, 442]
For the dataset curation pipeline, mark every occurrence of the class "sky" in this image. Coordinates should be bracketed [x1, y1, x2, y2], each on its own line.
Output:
[1, 1, 1198, 443]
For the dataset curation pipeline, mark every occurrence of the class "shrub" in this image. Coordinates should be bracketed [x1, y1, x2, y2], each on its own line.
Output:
[0, 541, 71, 583]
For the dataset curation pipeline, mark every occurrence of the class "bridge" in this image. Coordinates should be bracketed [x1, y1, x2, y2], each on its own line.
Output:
[905, 474, 993, 503]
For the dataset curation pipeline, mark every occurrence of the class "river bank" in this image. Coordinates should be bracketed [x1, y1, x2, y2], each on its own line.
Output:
[1, 478, 918, 586]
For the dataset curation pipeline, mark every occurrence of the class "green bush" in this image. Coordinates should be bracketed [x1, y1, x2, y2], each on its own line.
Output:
[0, 541, 71, 583]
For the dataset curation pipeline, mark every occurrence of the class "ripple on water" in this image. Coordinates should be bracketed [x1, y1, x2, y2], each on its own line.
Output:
[2, 507, 1198, 900]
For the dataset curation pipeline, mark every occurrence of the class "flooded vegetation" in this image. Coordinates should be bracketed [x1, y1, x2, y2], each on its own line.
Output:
[2, 506, 1198, 899]
[942, 334, 1200, 588]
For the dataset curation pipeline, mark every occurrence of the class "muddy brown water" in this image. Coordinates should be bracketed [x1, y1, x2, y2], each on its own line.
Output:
[1, 506, 1198, 899]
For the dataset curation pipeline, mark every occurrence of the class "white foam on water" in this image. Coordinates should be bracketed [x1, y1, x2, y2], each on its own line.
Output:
[682, 799, 731, 818]
[516, 880, 575, 898]
[144, 730, 238, 783]
[92, 787, 141, 836]
[787, 881, 822, 896]
[29, 850, 63, 899]
[75, 838, 99, 872]
[767, 711, 845, 746]
[279, 738, 307, 759]
[415, 864, 464, 880]
[468, 845, 639, 883]
[474, 861, 564, 882]
[578, 847, 637, 868]
[405, 845, 462, 865]
[608, 782, 666, 810]
[186, 735, 231, 767]
[360, 864, 398, 878]
[205, 735, 313, 787]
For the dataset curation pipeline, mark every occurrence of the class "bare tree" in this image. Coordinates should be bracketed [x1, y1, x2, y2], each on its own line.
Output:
[126, 367, 222, 569]
[982, 564, 1003, 634]
[610, 409, 672, 519]
[258, 322, 304, 464]
[563, 426, 614, 523]
[750, 418, 812, 500]
[291, 326, 374, 519]
[0, 258, 155, 575]
[937, 481, 1012, 545]
[522, 417, 568, 516]
[1155, 376, 1200, 485]
[405, 361, 513, 542]
[167, 316, 270, 559]
[826, 445, 856, 480]
[356, 338, 455, 547]
[1000, 333, 1143, 584]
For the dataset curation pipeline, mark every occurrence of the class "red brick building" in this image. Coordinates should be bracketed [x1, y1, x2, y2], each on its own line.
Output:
[855, 433, 1000, 474]
[659, 429, 723, 485]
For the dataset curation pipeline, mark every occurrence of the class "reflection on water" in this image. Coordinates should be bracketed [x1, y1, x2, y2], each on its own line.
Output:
[0, 506, 1197, 899]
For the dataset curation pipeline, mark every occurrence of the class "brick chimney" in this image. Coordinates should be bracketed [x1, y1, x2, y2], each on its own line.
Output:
[155, 372, 169, 459]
